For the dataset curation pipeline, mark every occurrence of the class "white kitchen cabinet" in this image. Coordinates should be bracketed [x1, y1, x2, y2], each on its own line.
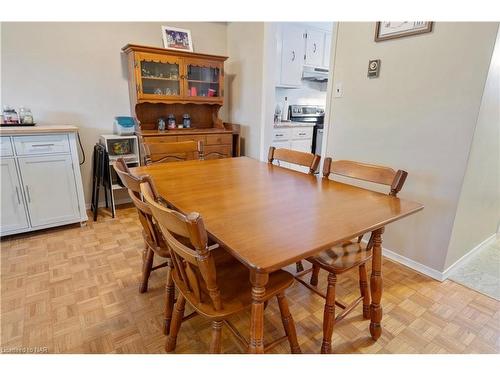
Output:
[322, 32, 332, 68]
[277, 24, 332, 87]
[290, 138, 313, 153]
[305, 29, 325, 67]
[279, 24, 305, 87]
[0, 158, 29, 233]
[0, 127, 87, 236]
[18, 155, 80, 228]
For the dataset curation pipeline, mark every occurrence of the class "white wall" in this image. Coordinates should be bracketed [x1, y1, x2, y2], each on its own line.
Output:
[445, 29, 500, 269]
[225, 22, 265, 159]
[325, 22, 499, 272]
[1, 22, 227, 204]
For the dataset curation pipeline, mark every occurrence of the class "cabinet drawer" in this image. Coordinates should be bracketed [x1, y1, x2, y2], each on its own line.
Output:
[206, 134, 232, 145]
[291, 127, 313, 139]
[14, 134, 70, 155]
[272, 129, 291, 142]
[204, 145, 232, 159]
[177, 135, 206, 143]
[0, 137, 13, 157]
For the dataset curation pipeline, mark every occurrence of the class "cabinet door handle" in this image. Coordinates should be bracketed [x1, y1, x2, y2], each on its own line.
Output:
[25, 185, 31, 203]
[32, 143, 55, 147]
[275, 134, 283, 137]
[299, 132, 306, 136]
[313, 43, 317, 53]
[15, 186, 21, 205]
[291, 51, 295, 62]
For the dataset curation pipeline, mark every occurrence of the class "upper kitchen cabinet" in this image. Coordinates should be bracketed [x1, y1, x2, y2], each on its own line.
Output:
[304, 29, 324, 67]
[322, 32, 332, 68]
[278, 24, 306, 87]
[276, 24, 332, 87]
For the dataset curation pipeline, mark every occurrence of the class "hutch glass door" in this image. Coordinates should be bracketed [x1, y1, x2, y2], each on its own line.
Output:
[137, 54, 182, 99]
[185, 60, 221, 99]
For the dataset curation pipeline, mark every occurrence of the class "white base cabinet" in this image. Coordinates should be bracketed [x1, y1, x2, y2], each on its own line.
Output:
[0, 158, 30, 233]
[0, 129, 87, 236]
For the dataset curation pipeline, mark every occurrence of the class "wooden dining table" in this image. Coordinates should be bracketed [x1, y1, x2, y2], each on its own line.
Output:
[130, 156, 424, 353]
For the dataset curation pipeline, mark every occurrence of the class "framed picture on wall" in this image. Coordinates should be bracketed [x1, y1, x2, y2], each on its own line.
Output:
[161, 26, 193, 52]
[375, 22, 433, 42]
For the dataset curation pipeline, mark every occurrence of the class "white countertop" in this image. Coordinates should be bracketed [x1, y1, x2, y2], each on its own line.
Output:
[273, 121, 315, 128]
[0, 125, 79, 135]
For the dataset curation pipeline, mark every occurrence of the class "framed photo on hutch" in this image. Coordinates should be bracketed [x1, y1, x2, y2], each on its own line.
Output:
[375, 22, 433, 42]
[161, 26, 194, 52]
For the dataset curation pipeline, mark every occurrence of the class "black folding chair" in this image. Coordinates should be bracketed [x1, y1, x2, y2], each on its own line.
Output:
[90, 143, 114, 220]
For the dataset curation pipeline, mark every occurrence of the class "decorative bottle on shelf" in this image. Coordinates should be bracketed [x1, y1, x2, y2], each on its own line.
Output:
[282, 97, 289, 121]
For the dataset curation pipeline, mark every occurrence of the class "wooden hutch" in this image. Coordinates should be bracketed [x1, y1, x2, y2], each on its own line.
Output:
[122, 44, 240, 161]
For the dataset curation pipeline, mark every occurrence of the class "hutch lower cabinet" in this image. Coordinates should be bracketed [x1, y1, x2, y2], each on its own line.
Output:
[0, 126, 88, 236]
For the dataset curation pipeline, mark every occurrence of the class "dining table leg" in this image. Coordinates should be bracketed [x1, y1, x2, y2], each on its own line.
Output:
[370, 227, 384, 341]
[248, 271, 269, 354]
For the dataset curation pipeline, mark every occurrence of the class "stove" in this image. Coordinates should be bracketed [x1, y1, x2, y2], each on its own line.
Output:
[288, 105, 325, 155]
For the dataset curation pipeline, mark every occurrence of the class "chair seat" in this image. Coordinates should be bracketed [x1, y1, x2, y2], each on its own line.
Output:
[175, 249, 294, 319]
[307, 240, 372, 274]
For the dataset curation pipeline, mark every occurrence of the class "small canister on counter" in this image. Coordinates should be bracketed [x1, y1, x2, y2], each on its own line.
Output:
[2, 106, 19, 124]
[182, 114, 191, 128]
[167, 114, 176, 129]
[19, 107, 34, 124]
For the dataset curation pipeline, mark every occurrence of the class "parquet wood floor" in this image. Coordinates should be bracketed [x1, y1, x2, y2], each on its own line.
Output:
[1, 205, 499, 354]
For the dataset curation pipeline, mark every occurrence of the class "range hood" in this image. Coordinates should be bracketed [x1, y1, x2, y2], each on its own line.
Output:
[302, 65, 329, 82]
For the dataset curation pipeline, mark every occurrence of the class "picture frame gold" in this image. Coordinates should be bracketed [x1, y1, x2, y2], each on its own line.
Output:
[375, 22, 433, 42]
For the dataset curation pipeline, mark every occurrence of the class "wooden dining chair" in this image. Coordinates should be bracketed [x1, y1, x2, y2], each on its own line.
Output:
[268, 146, 321, 273]
[144, 140, 204, 165]
[113, 158, 175, 335]
[268, 146, 320, 175]
[140, 179, 301, 354]
[300, 157, 408, 354]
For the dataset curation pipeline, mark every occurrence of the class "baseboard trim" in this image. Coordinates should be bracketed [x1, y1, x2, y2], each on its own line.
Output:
[362, 232, 498, 282]
[381, 247, 445, 282]
[360, 239, 445, 281]
[441, 233, 497, 280]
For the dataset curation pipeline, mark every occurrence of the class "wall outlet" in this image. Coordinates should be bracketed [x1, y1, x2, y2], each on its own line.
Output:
[334, 83, 343, 98]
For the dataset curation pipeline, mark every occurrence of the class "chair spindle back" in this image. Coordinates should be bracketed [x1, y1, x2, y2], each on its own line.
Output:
[322, 157, 408, 196]
[268, 146, 320, 175]
[144, 140, 204, 165]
